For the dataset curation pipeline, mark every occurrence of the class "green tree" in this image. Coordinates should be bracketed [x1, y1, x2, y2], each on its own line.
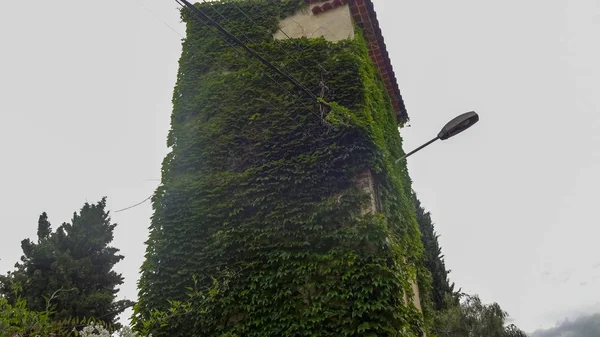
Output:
[0, 295, 136, 337]
[0, 296, 58, 336]
[413, 193, 458, 310]
[36, 212, 52, 241]
[412, 195, 528, 336]
[433, 294, 527, 337]
[1, 198, 132, 328]
[505, 324, 528, 337]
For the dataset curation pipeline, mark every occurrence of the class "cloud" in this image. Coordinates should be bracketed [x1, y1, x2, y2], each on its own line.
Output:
[540, 269, 575, 284]
[531, 313, 600, 337]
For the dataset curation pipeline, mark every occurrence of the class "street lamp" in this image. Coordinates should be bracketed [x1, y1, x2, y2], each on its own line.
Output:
[394, 111, 479, 164]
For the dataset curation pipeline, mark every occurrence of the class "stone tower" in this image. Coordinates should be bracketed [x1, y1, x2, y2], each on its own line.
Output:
[136, 1, 426, 336]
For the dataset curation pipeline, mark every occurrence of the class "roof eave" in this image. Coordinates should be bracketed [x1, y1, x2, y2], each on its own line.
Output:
[348, 0, 408, 124]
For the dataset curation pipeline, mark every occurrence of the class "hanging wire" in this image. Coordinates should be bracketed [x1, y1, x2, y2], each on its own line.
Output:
[115, 195, 153, 213]
[133, 0, 184, 35]
[204, 4, 268, 48]
[176, 1, 323, 126]
[214, 0, 327, 80]
[175, 0, 328, 124]
[204, 1, 325, 101]
[115, 0, 324, 214]
[202, 3, 319, 102]
[223, 0, 334, 122]
[134, 0, 327, 128]
[182, 22, 318, 138]
[177, 0, 319, 101]
[130, 0, 320, 137]
[134, 2, 318, 137]
[228, 1, 331, 76]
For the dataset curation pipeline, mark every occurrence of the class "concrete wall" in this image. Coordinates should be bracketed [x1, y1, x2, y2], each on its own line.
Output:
[274, 3, 355, 42]
[411, 278, 423, 312]
[356, 169, 423, 313]
[356, 168, 379, 215]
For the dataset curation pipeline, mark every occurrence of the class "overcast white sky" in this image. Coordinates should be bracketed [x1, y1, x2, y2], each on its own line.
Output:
[0, 0, 598, 333]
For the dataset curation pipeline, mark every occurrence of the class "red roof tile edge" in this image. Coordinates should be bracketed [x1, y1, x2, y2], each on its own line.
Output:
[348, 0, 408, 123]
[304, 0, 407, 122]
[310, 0, 345, 14]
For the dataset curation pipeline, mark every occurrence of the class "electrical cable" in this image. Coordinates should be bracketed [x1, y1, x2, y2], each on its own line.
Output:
[133, 0, 184, 36]
[228, 1, 330, 76]
[176, 2, 321, 137]
[131, 0, 320, 135]
[114, 195, 153, 213]
[115, 0, 324, 213]
[204, 2, 316, 87]
[204, 3, 320, 107]
[177, 0, 319, 102]
[175, 0, 327, 124]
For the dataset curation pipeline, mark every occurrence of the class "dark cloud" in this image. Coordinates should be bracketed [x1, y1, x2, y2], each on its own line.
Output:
[531, 313, 600, 337]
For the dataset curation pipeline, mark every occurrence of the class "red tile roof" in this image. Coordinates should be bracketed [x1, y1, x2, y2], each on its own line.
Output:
[305, 0, 408, 123]
[311, 0, 345, 14]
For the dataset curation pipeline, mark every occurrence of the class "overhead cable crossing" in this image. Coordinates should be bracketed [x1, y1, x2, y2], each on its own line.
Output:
[177, 0, 319, 102]
[175, 0, 328, 124]
[206, 2, 329, 94]
[227, 1, 330, 78]
[133, 0, 317, 138]
[117, 0, 320, 213]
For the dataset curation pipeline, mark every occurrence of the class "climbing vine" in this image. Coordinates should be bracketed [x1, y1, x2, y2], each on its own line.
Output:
[135, 1, 431, 336]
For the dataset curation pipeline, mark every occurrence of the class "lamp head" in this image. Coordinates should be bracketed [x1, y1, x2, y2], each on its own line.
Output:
[438, 111, 479, 141]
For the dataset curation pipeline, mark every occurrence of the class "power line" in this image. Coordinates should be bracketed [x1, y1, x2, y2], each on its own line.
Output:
[177, 0, 319, 102]
[228, 1, 330, 76]
[133, 0, 325, 127]
[175, 0, 326, 133]
[204, 3, 319, 104]
[115, 195, 153, 213]
[204, 2, 306, 80]
[175, 0, 327, 124]
[119, 1, 331, 213]
[212, 1, 333, 124]
[134, 0, 184, 37]
[131, 0, 320, 137]
[116, 1, 322, 213]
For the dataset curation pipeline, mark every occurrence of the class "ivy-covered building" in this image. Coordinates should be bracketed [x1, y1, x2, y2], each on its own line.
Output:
[136, 0, 430, 336]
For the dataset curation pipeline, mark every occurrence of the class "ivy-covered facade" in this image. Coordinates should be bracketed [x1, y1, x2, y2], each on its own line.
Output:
[135, 1, 431, 336]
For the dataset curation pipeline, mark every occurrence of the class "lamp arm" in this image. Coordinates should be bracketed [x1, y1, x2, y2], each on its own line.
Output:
[394, 137, 439, 164]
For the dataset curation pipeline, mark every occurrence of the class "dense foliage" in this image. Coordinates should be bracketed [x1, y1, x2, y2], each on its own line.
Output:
[0, 296, 121, 337]
[413, 193, 458, 311]
[433, 294, 527, 337]
[0, 296, 57, 336]
[0, 296, 143, 337]
[0, 198, 132, 329]
[413, 195, 527, 336]
[135, 0, 427, 336]
[0, 2, 534, 337]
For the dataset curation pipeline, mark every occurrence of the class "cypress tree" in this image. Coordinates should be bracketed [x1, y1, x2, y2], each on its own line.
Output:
[412, 196, 528, 336]
[413, 193, 458, 310]
[36, 212, 52, 242]
[2, 198, 131, 328]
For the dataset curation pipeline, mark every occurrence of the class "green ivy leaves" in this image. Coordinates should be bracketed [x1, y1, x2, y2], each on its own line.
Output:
[135, 1, 429, 336]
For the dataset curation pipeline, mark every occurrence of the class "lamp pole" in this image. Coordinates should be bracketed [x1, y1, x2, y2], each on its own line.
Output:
[395, 111, 479, 164]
